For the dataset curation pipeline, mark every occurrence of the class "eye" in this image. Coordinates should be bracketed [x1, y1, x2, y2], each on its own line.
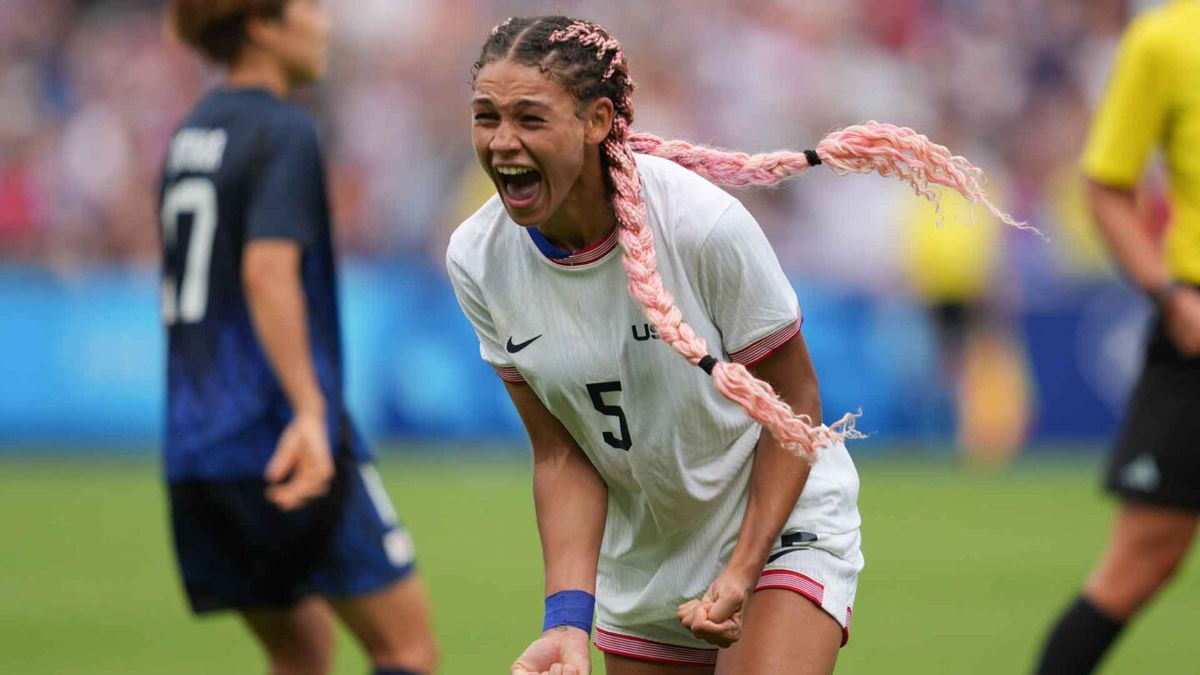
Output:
[473, 112, 498, 122]
[521, 115, 546, 124]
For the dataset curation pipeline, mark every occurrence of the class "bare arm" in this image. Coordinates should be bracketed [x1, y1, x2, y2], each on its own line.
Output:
[1088, 180, 1171, 294]
[505, 381, 608, 595]
[242, 240, 332, 509]
[506, 381, 605, 675]
[243, 240, 325, 416]
[1089, 180, 1200, 356]
[678, 333, 821, 646]
[729, 333, 821, 578]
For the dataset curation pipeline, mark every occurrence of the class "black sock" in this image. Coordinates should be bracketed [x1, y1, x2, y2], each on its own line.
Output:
[372, 669, 422, 675]
[1034, 595, 1126, 675]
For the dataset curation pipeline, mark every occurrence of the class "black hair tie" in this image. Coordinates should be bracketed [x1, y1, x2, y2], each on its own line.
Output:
[698, 355, 718, 375]
[804, 149, 822, 167]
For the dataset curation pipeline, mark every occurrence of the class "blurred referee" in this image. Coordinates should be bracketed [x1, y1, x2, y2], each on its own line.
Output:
[1034, 1, 1200, 673]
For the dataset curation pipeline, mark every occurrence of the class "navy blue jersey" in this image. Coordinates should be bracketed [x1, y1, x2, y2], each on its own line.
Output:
[159, 88, 369, 482]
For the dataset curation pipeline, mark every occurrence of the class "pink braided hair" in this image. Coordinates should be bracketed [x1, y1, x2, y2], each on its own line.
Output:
[544, 20, 1032, 461]
[549, 22, 624, 78]
[628, 127, 1042, 236]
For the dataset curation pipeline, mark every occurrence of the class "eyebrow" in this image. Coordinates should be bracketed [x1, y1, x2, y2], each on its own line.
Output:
[471, 97, 551, 111]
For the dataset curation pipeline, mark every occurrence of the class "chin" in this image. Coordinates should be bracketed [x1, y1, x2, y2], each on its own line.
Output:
[503, 207, 544, 227]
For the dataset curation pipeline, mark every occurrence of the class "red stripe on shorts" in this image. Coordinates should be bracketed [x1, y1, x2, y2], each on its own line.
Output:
[593, 627, 718, 666]
[755, 568, 825, 604]
[755, 569, 851, 646]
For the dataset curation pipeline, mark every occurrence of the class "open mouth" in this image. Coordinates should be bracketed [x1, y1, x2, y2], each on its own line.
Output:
[496, 166, 543, 210]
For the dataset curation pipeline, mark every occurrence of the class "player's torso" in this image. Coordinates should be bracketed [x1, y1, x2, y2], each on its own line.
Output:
[1157, 1, 1200, 281]
[479, 211, 760, 528]
[159, 90, 350, 478]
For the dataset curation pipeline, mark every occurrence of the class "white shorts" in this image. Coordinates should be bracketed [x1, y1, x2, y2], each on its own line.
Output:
[593, 442, 864, 666]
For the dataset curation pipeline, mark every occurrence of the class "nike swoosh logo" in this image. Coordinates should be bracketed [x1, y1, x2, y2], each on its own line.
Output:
[767, 547, 812, 564]
[506, 334, 542, 353]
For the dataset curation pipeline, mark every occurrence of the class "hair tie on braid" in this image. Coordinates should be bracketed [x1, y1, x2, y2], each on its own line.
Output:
[804, 149, 822, 167]
[698, 355, 718, 375]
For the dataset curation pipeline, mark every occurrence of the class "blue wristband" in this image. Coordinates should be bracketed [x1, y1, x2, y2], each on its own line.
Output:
[543, 590, 595, 635]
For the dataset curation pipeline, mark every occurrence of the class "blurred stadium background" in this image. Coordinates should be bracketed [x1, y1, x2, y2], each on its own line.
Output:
[2, 0, 1197, 673]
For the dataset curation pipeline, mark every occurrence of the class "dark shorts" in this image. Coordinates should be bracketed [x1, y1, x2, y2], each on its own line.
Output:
[169, 456, 416, 614]
[1104, 310, 1200, 512]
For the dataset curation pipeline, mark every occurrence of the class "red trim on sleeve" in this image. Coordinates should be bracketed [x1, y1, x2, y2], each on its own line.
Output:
[728, 316, 801, 367]
[493, 365, 525, 383]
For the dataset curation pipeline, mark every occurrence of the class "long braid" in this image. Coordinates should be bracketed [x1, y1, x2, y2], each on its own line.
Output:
[630, 126, 1041, 236]
[476, 16, 1031, 461]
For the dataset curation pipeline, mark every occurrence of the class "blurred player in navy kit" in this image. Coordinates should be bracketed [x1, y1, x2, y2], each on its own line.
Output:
[159, 2, 436, 673]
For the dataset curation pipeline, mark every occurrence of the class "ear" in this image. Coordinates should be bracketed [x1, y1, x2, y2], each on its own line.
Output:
[243, 12, 283, 50]
[583, 97, 615, 146]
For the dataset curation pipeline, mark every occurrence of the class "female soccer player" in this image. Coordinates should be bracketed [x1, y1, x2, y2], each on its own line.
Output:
[161, 2, 435, 673]
[447, 16, 1022, 675]
[1034, 2, 1200, 673]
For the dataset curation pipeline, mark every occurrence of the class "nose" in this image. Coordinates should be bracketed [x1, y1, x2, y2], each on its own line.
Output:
[489, 120, 520, 154]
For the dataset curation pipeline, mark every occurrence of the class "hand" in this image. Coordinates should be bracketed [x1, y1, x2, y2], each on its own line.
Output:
[1163, 285, 1200, 358]
[264, 412, 334, 511]
[677, 567, 756, 648]
[511, 626, 591, 675]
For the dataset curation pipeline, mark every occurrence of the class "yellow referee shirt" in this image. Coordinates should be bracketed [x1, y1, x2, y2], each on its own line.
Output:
[1082, 0, 1200, 284]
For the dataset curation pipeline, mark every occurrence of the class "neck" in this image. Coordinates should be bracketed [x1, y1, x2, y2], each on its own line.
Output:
[226, 49, 290, 97]
[538, 149, 616, 251]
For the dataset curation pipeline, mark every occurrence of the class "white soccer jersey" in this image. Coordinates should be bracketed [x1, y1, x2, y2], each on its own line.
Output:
[447, 154, 861, 650]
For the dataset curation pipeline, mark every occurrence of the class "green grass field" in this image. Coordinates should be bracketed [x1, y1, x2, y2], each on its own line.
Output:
[2, 450, 1198, 674]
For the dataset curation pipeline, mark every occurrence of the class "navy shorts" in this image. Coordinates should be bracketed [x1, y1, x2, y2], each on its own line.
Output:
[1105, 306, 1200, 512]
[169, 455, 416, 614]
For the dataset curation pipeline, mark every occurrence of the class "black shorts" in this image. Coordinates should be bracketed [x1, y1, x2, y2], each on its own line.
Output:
[1104, 309, 1200, 512]
[170, 453, 416, 614]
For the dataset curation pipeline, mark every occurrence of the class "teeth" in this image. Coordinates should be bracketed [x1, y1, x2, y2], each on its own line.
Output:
[496, 166, 535, 176]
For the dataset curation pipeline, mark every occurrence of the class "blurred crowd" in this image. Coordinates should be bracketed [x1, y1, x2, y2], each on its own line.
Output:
[0, 0, 1158, 294]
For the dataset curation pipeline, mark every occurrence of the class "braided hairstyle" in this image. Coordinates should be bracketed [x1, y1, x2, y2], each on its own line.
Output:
[474, 16, 1030, 461]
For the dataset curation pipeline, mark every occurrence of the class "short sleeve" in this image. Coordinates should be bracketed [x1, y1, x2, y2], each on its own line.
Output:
[696, 201, 800, 366]
[445, 248, 524, 383]
[1081, 14, 1170, 188]
[246, 117, 323, 247]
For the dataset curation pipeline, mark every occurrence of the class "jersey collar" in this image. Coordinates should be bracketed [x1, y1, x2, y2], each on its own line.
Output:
[526, 225, 620, 267]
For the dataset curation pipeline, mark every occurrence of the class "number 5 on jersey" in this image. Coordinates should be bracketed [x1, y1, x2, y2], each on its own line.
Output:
[586, 381, 632, 451]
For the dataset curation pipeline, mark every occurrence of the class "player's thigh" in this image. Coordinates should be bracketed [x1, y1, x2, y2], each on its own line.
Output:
[1096, 502, 1197, 571]
[604, 652, 715, 675]
[241, 596, 335, 674]
[1087, 501, 1198, 610]
[715, 589, 841, 675]
[327, 574, 437, 668]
